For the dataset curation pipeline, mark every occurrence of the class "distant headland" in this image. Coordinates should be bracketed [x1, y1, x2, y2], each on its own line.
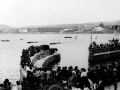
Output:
[0, 20, 120, 34]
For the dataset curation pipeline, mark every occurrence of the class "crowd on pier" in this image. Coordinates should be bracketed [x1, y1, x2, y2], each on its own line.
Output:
[1, 44, 120, 90]
[1, 61, 119, 90]
[20, 45, 58, 69]
[19, 60, 120, 90]
[18, 44, 120, 90]
[89, 38, 120, 54]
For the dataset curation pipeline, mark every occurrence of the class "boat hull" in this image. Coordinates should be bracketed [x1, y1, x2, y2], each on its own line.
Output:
[42, 53, 61, 69]
[88, 50, 120, 67]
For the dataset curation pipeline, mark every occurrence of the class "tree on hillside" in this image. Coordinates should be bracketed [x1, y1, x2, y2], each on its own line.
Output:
[99, 23, 104, 28]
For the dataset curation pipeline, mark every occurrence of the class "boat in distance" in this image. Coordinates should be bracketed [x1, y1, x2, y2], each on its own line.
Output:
[64, 36, 72, 38]
[88, 38, 120, 67]
[49, 42, 60, 45]
[1, 40, 10, 42]
[27, 41, 38, 43]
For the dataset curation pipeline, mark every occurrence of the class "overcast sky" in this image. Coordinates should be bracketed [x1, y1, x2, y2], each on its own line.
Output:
[0, 0, 120, 27]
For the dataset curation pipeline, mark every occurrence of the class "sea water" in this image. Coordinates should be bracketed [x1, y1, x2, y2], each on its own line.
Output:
[0, 34, 119, 84]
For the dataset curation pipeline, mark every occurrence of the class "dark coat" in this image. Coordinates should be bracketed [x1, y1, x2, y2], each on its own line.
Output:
[97, 81, 105, 90]
[71, 75, 79, 87]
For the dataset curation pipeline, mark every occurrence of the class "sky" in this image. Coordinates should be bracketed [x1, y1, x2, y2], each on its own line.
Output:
[0, 0, 120, 27]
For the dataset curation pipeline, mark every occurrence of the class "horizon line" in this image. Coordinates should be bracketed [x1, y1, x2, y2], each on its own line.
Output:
[0, 19, 120, 28]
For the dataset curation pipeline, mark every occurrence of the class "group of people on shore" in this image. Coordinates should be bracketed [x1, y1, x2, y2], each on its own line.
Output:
[19, 60, 120, 90]
[1, 60, 120, 90]
[89, 38, 120, 54]
[0, 79, 22, 90]
[15, 44, 120, 90]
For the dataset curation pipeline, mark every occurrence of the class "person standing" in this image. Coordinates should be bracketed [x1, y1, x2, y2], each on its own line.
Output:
[97, 79, 105, 90]
[70, 71, 79, 90]
[16, 81, 22, 90]
[3, 79, 11, 90]
[46, 69, 51, 82]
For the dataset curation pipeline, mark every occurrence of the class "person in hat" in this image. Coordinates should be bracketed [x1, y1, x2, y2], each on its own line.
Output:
[3, 79, 11, 90]
[70, 71, 79, 90]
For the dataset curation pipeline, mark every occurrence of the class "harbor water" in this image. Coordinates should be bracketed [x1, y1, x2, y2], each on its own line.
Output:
[0, 34, 120, 84]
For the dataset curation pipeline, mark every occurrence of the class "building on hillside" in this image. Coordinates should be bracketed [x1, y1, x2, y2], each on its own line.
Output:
[74, 30, 83, 33]
[10, 29, 19, 33]
[2, 29, 9, 33]
[92, 26, 104, 31]
[19, 28, 28, 33]
[27, 28, 38, 33]
[63, 29, 72, 31]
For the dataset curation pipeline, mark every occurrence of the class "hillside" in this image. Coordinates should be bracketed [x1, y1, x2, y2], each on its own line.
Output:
[46, 20, 120, 28]
[0, 24, 14, 30]
[1, 20, 120, 30]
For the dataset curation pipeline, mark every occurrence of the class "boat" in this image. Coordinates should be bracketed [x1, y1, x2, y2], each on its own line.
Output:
[64, 36, 72, 38]
[20, 44, 61, 81]
[49, 42, 60, 45]
[27, 41, 38, 43]
[42, 52, 61, 68]
[88, 38, 120, 67]
[20, 39, 23, 40]
[1, 40, 10, 42]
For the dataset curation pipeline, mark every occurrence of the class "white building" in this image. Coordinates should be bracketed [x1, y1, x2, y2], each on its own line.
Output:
[63, 29, 72, 31]
[92, 27, 104, 31]
[19, 28, 28, 33]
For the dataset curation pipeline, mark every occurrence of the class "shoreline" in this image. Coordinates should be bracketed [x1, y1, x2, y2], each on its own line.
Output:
[0, 32, 119, 34]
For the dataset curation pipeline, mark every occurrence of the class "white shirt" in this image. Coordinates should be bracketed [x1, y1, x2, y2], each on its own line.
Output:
[25, 66, 30, 71]
[17, 85, 22, 90]
[11, 85, 18, 90]
[81, 71, 87, 77]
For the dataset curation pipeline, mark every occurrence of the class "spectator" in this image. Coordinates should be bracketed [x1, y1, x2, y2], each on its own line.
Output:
[3, 79, 11, 90]
[70, 71, 79, 90]
[16, 81, 22, 90]
[0, 84, 5, 90]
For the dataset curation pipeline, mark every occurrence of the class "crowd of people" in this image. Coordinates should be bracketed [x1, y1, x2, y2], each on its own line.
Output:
[89, 38, 120, 54]
[3, 60, 118, 90]
[1, 43, 120, 90]
[20, 45, 58, 69]
[1, 61, 120, 90]
[16, 56, 120, 90]
[0, 79, 22, 90]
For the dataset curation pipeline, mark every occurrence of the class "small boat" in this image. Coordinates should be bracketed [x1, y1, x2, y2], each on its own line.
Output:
[49, 42, 60, 45]
[27, 41, 38, 43]
[20, 39, 23, 40]
[64, 36, 72, 38]
[1, 40, 10, 42]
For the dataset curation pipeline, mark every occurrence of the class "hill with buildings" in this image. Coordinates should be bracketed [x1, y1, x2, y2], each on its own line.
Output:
[0, 20, 120, 33]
